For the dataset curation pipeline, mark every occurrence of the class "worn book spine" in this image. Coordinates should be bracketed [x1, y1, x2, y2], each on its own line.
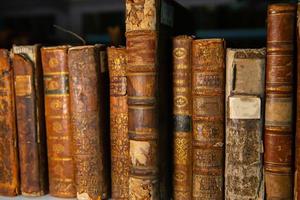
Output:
[68, 46, 105, 200]
[108, 47, 129, 199]
[265, 4, 296, 200]
[225, 48, 265, 200]
[126, 30, 159, 200]
[172, 35, 193, 200]
[41, 46, 76, 198]
[12, 45, 48, 196]
[192, 39, 225, 200]
[0, 49, 20, 196]
[296, 1, 300, 199]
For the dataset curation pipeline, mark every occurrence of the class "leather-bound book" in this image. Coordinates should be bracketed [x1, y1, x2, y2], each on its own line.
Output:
[0, 49, 20, 196]
[192, 39, 225, 200]
[265, 4, 296, 200]
[296, 2, 300, 199]
[41, 46, 76, 198]
[108, 47, 129, 199]
[12, 45, 48, 196]
[172, 35, 193, 200]
[68, 45, 106, 200]
[225, 48, 265, 200]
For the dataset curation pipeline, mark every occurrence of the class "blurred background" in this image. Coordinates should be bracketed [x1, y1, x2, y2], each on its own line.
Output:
[0, 0, 296, 49]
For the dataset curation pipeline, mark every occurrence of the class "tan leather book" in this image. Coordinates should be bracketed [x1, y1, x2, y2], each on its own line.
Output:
[264, 4, 296, 200]
[68, 45, 106, 200]
[12, 45, 48, 196]
[191, 39, 225, 200]
[108, 47, 129, 199]
[41, 46, 76, 198]
[296, 2, 300, 199]
[0, 49, 20, 196]
[225, 48, 265, 200]
[172, 35, 193, 200]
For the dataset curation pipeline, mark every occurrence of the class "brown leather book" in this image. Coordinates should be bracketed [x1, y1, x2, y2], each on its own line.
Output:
[296, 2, 300, 199]
[68, 45, 106, 200]
[12, 45, 48, 196]
[0, 49, 20, 196]
[265, 4, 296, 200]
[225, 48, 265, 200]
[191, 39, 225, 199]
[172, 35, 193, 200]
[41, 46, 76, 198]
[108, 47, 129, 199]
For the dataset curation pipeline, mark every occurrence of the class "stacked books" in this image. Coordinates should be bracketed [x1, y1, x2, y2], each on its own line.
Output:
[0, 1, 299, 200]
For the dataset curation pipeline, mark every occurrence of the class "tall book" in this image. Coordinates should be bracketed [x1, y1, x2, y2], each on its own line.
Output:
[68, 45, 106, 200]
[41, 46, 76, 198]
[12, 45, 48, 196]
[296, 1, 300, 199]
[191, 39, 225, 199]
[0, 49, 20, 196]
[126, 0, 183, 198]
[225, 48, 265, 200]
[264, 4, 296, 200]
[172, 35, 193, 200]
[108, 47, 129, 199]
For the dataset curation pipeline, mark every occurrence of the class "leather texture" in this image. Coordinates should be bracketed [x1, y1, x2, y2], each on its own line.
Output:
[12, 45, 48, 196]
[296, 2, 300, 199]
[108, 47, 129, 199]
[264, 3, 296, 200]
[0, 49, 20, 196]
[225, 48, 265, 200]
[68, 46, 106, 200]
[172, 35, 193, 200]
[191, 39, 225, 200]
[41, 46, 76, 198]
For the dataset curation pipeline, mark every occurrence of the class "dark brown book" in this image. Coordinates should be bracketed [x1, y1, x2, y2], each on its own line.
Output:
[68, 45, 106, 200]
[191, 39, 225, 199]
[172, 35, 193, 200]
[0, 49, 20, 196]
[296, 2, 300, 199]
[264, 4, 296, 200]
[12, 45, 48, 196]
[41, 46, 76, 198]
[225, 48, 265, 200]
[108, 47, 129, 199]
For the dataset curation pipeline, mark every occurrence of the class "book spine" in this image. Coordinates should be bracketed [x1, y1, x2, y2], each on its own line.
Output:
[126, 31, 159, 199]
[265, 4, 296, 200]
[0, 49, 19, 196]
[225, 48, 265, 200]
[68, 46, 105, 200]
[41, 46, 76, 198]
[192, 39, 225, 199]
[12, 45, 48, 195]
[296, 2, 300, 199]
[108, 47, 129, 199]
[172, 35, 193, 200]
[12, 52, 47, 196]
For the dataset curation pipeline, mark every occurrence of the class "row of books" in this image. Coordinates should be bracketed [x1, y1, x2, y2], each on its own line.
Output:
[0, 1, 299, 200]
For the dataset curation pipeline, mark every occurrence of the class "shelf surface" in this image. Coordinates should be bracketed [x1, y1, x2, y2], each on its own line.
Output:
[0, 195, 76, 199]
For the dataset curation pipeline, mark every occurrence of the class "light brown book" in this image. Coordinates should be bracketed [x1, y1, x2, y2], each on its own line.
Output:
[41, 46, 76, 198]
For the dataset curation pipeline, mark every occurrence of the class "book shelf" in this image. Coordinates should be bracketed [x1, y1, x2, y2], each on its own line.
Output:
[0, 195, 76, 199]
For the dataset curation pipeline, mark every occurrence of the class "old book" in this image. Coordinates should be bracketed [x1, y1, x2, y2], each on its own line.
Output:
[0, 49, 20, 196]
[192, 39, 225, 199]
[68, 45, 106, 200]
[225, 48, 265, 200]
[265, 4, 296, 200]
[296, 2, 300, 199]
[108, 47, 129, 199]
[12, 45, 48, 196]
[41, 46, 76, 198]
[172, 35, 193, 200]
[126, 0, 187, 198]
